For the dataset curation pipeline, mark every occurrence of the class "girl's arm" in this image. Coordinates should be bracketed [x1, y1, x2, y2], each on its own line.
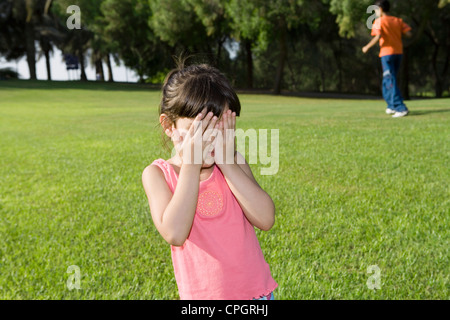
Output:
[215, 110, 275, 231]
[219, 155, 275, 231]
[142, 110, 218, 246]
[142, 164, 201, 246]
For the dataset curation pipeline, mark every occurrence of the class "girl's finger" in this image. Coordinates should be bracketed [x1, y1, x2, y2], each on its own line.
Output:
[189, 112, 204, 136]
[206, 115, 218, 132]
[202, 116, 218, 141]
[196, 107, 208, 131]
[194, 111, 214, 139]
[202, 112, 214, 132]
[223, 111, 228, 131]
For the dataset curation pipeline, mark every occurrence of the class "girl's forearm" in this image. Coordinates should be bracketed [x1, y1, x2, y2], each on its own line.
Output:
[161, 164, 201, 246]
[220, 164, 275, 231]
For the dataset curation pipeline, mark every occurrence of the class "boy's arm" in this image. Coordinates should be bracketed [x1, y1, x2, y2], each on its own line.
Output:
[362, 34, 381, 53]
[402, 20, 412, 38]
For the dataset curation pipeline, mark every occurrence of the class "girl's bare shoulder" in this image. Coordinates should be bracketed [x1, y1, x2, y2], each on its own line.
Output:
[142, 163, 166, 186]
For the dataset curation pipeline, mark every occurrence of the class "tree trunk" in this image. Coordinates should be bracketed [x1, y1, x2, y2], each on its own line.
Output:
[422, 19, 450, 98]
[205, 42, 214, 66]
[273, 21, 287, 95]
[432, 44, 443, 98]
[245, 39, 253, 89]
[44, 0, 52, 15]
[25, 22, 37, 80]
[334, 39, 343, 92]
[399, 47, 410, 100]
[286, 55, 298, 91]
[106, 53, 114, 82]
[138, 63, 144, 83]
[44, 48, 51, 81]
[320, 69, 326, 92]
[216, 38, 224, 66]
[95, 58, 105, 81]
[441, 50, 449, 97]
[78, 51, 87, 81]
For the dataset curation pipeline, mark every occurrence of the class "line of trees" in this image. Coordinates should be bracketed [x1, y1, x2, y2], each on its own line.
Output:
[0, 0, 449, 97]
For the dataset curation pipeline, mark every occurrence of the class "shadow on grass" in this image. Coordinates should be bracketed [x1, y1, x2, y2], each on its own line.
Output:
[409, 109, 450, 116]
[0, 79, 160, 92]
[1, 80, 450, 103]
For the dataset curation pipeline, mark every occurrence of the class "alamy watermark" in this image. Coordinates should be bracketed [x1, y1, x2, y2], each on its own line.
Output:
[66, 5, 81, 30]
[66, 265, 81, 290]
[170, 127, 280, 176]
[366, 265, 381, 290]
[366, 5, 381, 30]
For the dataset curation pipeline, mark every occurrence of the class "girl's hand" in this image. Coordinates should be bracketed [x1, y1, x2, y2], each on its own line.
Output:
[171, 110, 218, 166]
[214, 110, 236, 167]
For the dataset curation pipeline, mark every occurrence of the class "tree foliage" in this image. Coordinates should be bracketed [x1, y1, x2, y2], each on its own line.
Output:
[0, 0, 448, 97]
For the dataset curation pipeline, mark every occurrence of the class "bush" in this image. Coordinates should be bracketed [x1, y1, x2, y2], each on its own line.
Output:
[0, 68, 19, 80]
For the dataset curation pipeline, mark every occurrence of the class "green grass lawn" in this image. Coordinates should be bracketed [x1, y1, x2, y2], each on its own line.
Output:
[0, 80, 448, 299]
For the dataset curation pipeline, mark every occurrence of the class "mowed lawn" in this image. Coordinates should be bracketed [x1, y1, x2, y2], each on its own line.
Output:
[0, 80, 448, 300]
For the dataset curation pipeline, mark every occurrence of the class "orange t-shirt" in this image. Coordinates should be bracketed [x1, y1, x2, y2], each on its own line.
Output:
[371, 15, 412, 57]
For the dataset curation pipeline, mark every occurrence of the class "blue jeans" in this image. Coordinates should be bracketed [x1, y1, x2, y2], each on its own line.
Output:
[380, 54, 408, 112]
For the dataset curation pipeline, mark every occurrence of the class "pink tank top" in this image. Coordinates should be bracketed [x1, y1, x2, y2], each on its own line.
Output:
[151, 159, 277, 300]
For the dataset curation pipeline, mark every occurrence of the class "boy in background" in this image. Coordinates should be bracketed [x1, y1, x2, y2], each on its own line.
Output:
[363, 0, 412, 118]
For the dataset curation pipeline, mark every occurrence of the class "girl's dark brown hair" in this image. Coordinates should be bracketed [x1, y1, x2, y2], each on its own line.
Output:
[159, 56, 241, 127]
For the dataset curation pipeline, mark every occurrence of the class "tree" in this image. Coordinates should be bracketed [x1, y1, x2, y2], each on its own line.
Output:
[186, 0, 232, 66]
[1, 0, 56, 80]
[225, 0, 263, 89]
[148, 0, 213, 62]
[52, 0, 117, 82]
[0, 0, 27, 62]
[101, 0, 172, 82]
[51, 0, 95, 81]
[35, 0, 66, 81]
[329, 0, 372, 38]
[72, 0, 115, 82]
[408, 0, 450, 97]
[226, 0, 322, 94]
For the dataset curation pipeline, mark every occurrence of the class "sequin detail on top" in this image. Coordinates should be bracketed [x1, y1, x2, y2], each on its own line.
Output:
[197, 190, 223, 217]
